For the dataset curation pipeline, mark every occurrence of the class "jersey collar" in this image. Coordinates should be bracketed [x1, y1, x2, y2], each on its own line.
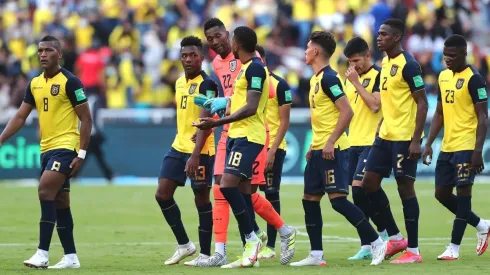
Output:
[186, 71, 205, 83]
[43, 68, 62, 80]
[452, 64, 470, 75]
[360, 65, 375, 76]
[316, 65, 331, 77]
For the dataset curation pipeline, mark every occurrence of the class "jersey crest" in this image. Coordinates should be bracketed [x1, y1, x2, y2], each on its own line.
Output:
[456, 78, 465, 89]
[362, 78, 371, 88]
[188, 84, 197, 95]
[229, 60, 237, 72]
[390, 65, 399, 76]
[50, 84, 60, 96]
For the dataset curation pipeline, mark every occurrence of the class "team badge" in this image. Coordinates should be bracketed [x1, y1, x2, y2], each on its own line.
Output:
[229, 60, 237, 72]
[362, 78, 371, 88]
[456, 78, 465, 89]
[314, 83, 319, 94]
[390, 65, 399, 76]
[189, 84, 197, 95]
[50, 84, 60, 96]
[236, 70, 243, 80]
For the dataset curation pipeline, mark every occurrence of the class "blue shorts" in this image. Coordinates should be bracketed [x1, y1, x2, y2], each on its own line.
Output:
[159, 147, 214, 190]
[260, 148, 286, 194]
[224, 137, 264, 179]
[347, 146, 371, 184]
[435, 151, 475, 186]
[304, 149, 349, 195]
[365, 137, 419, 180]
[40, 149, 78, 192]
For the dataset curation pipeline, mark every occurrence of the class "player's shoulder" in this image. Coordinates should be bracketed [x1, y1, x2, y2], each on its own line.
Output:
[371, 64, 381, 73]
[468, 65, 483, 78]
[401, 51, 420, 67]
[467, 65, 486, 86]
[60, 68, 79, 81]
[176, 75, 186, 85]
[248, 57, 266, 69]
[439, 69, 452, 80]
[199, 71, 218, 86]
[321, 66, 342, 83]
[270, 72, 286, 83]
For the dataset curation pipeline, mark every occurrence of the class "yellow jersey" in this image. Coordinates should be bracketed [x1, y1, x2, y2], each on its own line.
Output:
[23, 68, 87, 153]
[309, 65, 350, 150]
[171, 71, 218, 155]
[345, 65, 382, 146]
[228, 57, 270, 145]
[267, 72, 292, 150]
[379, 51, 425, 141]
[438, 66, 488, 152]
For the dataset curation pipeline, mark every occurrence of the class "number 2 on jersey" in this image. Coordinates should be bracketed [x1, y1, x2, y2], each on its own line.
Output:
[381, 77, 388, 91]
[222, 74, 232, 89]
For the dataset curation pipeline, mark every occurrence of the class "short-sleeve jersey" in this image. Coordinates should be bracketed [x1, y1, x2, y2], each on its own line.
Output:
[345, 65, 383, 146]
[228, 57, 269, 145]
[379, 51, 425, 141]
[267, 72, 292, 150]
[309, 65, 350, 150]
[23, 68, 87, 153]
[438, 65, 488, 152]
[171, 71, 218, 155]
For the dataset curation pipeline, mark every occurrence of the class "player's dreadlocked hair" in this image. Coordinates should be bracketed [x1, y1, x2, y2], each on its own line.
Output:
[204, 18, 225, 32]
[444, 34, 467, 48]
[344, 37, 369, 58]
[233, 26, 257, 53]
[309, 31, 336, 58]
[381, 18, 406, 36]
[255, 45, 266, 59]
[40, 35, 61, 49]
[181, 35, 203, 51]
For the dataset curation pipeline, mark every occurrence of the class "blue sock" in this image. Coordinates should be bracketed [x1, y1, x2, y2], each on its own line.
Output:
[438, 194, 480, 227]
[402, 197, 420, 248]
[330, 196, 379, 244]
[451, 196, 471, 245]
[303, 199, 323, 251]
[369, 188, 387, 233]
[157, 199, 189, 245]
[352, 186, 371, 245]
[56, 208, 76, 254]
[197, 203, 213, 256]
[266, 192, 280, 248]
[242, 193, 260, 232]
[367, 188, 400, 236]
[220, 187, 253, 238]
[39, 200, 56, 251]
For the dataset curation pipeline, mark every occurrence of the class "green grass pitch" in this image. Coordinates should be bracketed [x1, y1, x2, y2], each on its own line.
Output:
[1, 181, 490, 274]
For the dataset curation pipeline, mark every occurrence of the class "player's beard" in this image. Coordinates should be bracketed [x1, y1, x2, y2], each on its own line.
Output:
[232, 49, 239, 59]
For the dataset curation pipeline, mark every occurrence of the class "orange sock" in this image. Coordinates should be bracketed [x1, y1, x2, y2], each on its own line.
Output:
[213, 184, 230, 243]
[252, 192, 284, 230]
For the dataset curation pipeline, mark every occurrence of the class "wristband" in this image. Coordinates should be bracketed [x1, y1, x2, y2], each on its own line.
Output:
[78, 149, 87, 159]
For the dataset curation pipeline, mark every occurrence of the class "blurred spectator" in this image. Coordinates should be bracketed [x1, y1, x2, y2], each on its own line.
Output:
[0, 0, 487, 113]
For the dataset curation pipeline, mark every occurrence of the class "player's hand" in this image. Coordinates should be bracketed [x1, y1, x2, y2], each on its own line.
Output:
[69, 157, 84, 177]
[471, 150, 484, 174]
[422, 145, 433, 166]
[345, 66, 360, 84]
[322, 140, 335, 160]
[190, 132, 197, 143]
[306, 147, 312, 161]
[204, 97, 228, 115]
[408, 140, 422, 160]
[185, 154, 200, 179]
[266, 149, 276, 171]
[192, 117, 217, 130]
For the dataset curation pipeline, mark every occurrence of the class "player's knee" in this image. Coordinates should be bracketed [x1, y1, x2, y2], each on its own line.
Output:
[38, 187, 56, 201]
[361, 172, 380, 192]
[434, 186, 452, 203]
[155, 189, 173, 201]
[456, 184, 472, 197]
[329, 195, 348, 213]
[303, 193, 322, 201]
[265, 192, 279, 202]
[194, 189, 211, 206]
[55, 193, 70, 209]
[396, 179, 416, 200]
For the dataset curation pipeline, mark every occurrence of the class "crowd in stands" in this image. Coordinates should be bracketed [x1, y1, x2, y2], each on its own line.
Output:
[0, 0, 489, 119]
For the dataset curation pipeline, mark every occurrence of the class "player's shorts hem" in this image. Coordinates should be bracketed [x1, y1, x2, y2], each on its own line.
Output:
[394, 174, 417, 181]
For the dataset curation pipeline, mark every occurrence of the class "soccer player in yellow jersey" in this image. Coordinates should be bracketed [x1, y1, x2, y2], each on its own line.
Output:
[194, 26, 271, 267]
[0, 36, 92, 269]
[155, 36, 218, 266]
[343, 37, 389, 260]
[363, 18, 428, 264]
[255, 45, 294, 259]
[422, 35, 490, 260]
[290, 31, 387, 267]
